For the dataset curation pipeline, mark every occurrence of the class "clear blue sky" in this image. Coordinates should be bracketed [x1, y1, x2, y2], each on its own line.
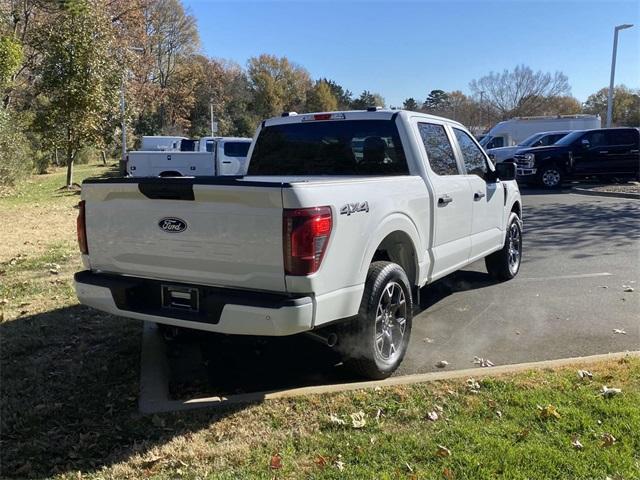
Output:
[184, 0, 640, 107]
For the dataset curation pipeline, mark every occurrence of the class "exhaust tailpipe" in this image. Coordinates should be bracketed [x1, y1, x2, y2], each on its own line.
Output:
[305, 331, 338, 348]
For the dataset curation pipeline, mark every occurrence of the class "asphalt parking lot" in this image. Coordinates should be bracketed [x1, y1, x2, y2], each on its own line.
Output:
[162, 190, 639, 399]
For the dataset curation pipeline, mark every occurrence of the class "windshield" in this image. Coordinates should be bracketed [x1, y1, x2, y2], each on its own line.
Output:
[248, 120, 408, 175]
[554, 130, 585, 146]
[519, 133, 545, 147]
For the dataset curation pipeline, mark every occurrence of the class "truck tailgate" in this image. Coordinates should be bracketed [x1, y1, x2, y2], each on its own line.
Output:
[83, 178, 286, 291]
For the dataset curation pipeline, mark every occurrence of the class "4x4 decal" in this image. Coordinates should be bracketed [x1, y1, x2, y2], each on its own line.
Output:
[340, 201, 369, 216]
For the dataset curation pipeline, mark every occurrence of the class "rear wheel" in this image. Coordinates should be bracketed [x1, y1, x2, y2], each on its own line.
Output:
[485, 212, 522, 281]
[340, 261, 413, 379]
[537, 164, 563, 188]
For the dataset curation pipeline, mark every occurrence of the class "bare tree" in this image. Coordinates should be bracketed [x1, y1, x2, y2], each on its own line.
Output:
[470, 65, 570, 119]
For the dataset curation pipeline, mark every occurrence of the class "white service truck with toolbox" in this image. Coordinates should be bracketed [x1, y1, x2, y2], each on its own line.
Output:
[75, 109, 523, 379]
[126, 137, 252, 177]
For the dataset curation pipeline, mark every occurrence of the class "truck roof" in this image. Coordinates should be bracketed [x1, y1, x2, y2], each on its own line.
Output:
[199, 136, 252, 142]
[263, 109, 466, 129]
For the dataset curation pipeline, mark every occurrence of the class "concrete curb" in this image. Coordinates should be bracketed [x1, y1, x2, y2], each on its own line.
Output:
[137, 323, 639, 414]
[571, 187, 640, 200]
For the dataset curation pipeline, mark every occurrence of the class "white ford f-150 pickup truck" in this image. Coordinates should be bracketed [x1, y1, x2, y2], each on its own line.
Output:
[75, 109, 522, 379]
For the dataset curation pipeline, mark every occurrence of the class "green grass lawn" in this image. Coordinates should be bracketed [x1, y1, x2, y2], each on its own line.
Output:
[0, 162, 118, 208]
[0, 167, 638, 479]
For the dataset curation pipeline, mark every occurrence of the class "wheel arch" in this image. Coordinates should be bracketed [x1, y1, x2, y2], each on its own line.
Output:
[359, 214, 423, 287]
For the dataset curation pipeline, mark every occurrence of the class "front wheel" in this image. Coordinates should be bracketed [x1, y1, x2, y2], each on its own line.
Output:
[537, 164, 563, 188]
[340, 261, 413, 379]
[485, 212, 522, 281]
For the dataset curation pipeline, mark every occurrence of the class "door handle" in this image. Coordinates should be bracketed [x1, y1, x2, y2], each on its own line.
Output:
[474, 191, 486, 200]
[222, 161, 232, 164]
[438, 195, 453, 206]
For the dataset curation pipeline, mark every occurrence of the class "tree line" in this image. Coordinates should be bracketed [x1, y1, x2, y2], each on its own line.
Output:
[404, 66, 639, 134]
[1, 0, 638, 187]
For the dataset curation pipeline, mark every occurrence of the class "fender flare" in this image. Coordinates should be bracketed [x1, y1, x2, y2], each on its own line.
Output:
[357, 212, 424, 286]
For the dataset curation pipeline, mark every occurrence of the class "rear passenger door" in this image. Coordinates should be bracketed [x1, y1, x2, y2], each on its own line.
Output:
[415, 121, 473, 280]
[453, 128, 505, 260]
[601, 129, 640, 175]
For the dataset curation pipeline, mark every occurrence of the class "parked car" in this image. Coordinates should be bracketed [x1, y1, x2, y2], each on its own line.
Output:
[515, 127, 640, 188]
[75, 109, 522, 379]
[487, 130, 571, 164]
[126, 137, 252, 177]
[480, 115, 601, 150]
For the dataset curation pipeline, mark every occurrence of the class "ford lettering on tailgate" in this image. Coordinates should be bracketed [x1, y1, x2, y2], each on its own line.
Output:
[158, 217, 187, 233]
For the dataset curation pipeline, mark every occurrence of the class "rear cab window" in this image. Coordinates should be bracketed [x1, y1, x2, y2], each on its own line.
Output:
[248, 120, 408, 175]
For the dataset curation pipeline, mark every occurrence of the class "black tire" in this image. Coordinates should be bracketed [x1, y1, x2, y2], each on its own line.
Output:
[340, 261, 413, 379]
[537, 164, 563, 188]
[485, 212, 522, 281]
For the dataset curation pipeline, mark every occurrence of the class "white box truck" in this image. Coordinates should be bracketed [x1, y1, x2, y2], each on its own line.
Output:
[479, 115, 601, 150]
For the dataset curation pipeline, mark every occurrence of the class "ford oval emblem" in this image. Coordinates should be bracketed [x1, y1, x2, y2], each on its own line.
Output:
[158, 217, 187, 233]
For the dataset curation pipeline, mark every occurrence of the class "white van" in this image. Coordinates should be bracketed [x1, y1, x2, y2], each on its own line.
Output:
[480, 115, 601, 150]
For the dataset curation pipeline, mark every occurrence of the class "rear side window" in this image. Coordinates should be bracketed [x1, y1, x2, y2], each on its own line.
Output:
[418, 123, 459, 176]
[454, 128, 488, 178]
[606, 129, 638, 146]
[248, 120, 408, 175]
[224, 142, 251, 157]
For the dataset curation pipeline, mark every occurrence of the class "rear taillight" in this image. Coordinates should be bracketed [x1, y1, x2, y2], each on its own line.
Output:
[77, 200, 88, 254]
[283, 206, 332, 275]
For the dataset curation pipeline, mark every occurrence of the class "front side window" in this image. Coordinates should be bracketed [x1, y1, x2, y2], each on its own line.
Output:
[249, 120, 408, 175]
[547, 133, 568, 145]
[486, 137, 504, 149]
[454, 128, 488, 178]
[418, 123, 459, 176]
[583, 131, 606, 147]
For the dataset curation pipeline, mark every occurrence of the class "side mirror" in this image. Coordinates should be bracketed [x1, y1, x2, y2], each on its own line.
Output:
[495, 161, 516, 181]
[581, 139, 590, 148]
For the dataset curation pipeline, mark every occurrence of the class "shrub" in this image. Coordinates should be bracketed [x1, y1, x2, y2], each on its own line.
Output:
[0, 109, 32, 186]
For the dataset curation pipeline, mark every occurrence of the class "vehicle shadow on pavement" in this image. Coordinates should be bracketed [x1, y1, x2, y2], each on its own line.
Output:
[161, 269, 501, 401]
[0, 306, 253, 478]
[523, 196, 639, 256]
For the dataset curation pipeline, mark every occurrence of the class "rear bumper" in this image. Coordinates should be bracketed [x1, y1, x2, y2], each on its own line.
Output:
[74, 271, 314, 336]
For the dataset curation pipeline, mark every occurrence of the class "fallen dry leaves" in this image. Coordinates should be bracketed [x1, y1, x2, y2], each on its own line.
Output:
[435, 445, 451, 458]
[537, 404, 561, 420]
[270, 453, 282, 470]
[601, 433, 616, 447]
[601, 386, 622, 398]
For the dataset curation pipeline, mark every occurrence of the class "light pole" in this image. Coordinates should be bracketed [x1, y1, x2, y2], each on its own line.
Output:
[120, 47, 144, 175]
[606, 24, 633, 127]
